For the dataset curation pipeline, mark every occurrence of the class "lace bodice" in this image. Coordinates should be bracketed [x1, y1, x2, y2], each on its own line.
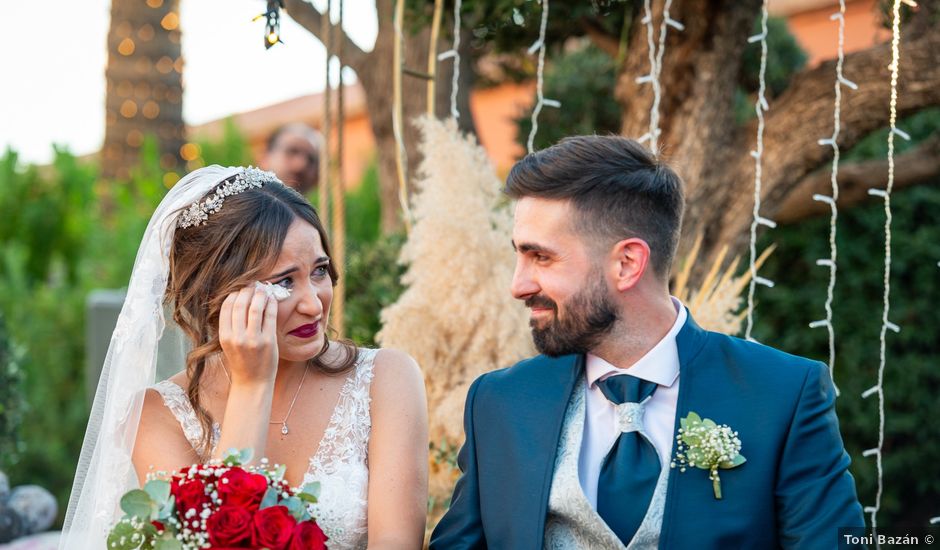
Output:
[153, 348, 378, 550]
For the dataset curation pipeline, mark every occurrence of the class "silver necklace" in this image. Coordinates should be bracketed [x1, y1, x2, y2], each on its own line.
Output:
[220, 362, 309, 436]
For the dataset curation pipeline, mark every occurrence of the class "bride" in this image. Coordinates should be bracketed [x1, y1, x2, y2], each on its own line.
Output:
[60, 166, 428, 549]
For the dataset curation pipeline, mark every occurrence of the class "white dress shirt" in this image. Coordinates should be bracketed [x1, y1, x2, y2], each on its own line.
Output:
[577, 297, 687, 509]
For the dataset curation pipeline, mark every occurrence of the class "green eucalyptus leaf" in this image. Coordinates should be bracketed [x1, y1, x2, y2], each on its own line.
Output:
[260, 486, 280, 509]
[274, 463, 287, 481]
[685, 411, 702, 424]
[144, 479, 171, 505]
[120, 489, 154, 519]
[297, 492, 318, 505]
[106, 520, 141, 550]
[239, 448, 254, 464]
[301, 481, 321, 500]
[720, 453, 747, 469]
[702, 418, 718, 430]
[155, 536, 184, 550]
[283, 496, 305, 520]
[157, 495, 176, 520]
[223, 448, 241, 465]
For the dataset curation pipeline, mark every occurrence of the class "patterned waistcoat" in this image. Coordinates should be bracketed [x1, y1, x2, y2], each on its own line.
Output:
[544, 381, 670, 550]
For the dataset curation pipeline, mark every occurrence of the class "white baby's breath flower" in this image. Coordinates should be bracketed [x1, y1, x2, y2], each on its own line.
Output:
[672, 411, 746, 499]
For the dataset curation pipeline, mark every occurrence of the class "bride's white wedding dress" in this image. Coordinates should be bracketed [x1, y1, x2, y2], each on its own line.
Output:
[152, 347, 378, 550]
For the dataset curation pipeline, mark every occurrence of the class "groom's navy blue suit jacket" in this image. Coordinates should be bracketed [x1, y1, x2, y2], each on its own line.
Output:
[430, 312, 865, 549]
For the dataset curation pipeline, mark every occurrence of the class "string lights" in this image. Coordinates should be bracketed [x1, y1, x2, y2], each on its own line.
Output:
[744, 0, 775, 342]
[254, 0, 285, 49]
[436, 0, 463, 119]
[526, 0, 560, 154]
[636, 0, 683, 153]
[862, 0, 912, 543]
[808, 0, 857, 397]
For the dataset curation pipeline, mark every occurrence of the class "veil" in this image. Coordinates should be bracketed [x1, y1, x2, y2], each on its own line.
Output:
[59, 165, 242, 548]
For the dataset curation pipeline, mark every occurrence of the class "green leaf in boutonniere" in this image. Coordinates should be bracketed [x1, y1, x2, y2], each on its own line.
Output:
[671, 411, 746, 499]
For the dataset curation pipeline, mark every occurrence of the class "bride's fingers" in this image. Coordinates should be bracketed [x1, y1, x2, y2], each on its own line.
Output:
[246, 286, 270, 336]
[260, 290, 278, 337]
[218, 292, 237, 345]
[231, 286, 256, 336]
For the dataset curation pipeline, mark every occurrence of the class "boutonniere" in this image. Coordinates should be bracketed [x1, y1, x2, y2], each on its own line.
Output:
[671, 411, 746, 499]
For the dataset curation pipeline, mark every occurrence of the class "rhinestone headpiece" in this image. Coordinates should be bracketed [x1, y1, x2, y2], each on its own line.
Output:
[177, 167, 281, 229]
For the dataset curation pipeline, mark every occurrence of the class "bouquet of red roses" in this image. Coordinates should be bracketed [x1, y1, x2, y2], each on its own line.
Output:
[108, 449, 327, 549]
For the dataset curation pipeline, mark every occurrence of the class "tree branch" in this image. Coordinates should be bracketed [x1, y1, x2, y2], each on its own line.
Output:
[282, 0, 369, 72]
[775, 132, 940, 224]
[711, 25, 940, 249]
[580, 17, 620, 58]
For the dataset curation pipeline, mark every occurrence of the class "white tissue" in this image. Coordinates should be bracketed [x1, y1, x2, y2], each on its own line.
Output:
[255, 281, 292, 301]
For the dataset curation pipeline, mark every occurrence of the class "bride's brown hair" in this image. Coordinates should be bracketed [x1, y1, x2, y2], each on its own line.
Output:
[166, 174, 357, 455]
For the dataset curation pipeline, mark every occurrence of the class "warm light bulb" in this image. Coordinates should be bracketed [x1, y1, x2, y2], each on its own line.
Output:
[267, 32, 278, 44]
[179, 143, 201, 161]
[161, 12, 179, 31]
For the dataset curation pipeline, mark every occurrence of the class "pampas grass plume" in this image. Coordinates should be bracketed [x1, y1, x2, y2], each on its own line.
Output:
[376, 117, 535, 528]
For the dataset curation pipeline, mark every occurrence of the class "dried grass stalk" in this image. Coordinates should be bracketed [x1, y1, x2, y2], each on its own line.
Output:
[673, 234, 775, 335]
[376, 117, 535, 527]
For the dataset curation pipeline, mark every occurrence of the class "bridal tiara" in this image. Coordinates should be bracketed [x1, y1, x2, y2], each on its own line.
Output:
[177, 167, 282, 229]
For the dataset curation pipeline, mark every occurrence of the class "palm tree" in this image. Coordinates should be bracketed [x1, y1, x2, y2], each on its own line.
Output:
[102, 0, 185, 181]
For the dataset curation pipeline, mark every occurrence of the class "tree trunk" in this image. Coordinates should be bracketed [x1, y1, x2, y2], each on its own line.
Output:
[102, 0, 184, 181]
[613, 0, 940, 283]
[284, 0, 477, 235]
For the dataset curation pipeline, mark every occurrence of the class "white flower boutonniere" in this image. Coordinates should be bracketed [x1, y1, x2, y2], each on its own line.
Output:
[671, 411, 746, 499]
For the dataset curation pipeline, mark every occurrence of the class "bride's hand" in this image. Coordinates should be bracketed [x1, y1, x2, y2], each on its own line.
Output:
[219, 284, 279, 386]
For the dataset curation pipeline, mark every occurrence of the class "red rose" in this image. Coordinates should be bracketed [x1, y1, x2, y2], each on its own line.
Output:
[171, 477, 210, 518]
[289, 520, 329, 550]
[218, 467, 269, 511]
[150, 520, 165, 533]
[206, 504, 253, 547]
[252, 505, 297, 550]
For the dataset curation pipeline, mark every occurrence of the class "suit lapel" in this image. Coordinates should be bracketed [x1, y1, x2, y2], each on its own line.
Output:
[658, 311, 708, 549]
[511, 354, 584, 547]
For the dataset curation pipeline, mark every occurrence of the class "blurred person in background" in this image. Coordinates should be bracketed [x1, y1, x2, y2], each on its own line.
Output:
[261, 123, 322, 195]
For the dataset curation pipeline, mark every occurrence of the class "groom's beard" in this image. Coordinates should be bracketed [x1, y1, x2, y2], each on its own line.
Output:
[526, 277, 618, 358]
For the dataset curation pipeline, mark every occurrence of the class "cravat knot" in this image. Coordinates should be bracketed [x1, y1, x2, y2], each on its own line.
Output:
[596, 373, 658, 406]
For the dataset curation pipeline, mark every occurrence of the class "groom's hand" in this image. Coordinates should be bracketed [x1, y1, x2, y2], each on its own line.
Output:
[219, 284, 279, 386]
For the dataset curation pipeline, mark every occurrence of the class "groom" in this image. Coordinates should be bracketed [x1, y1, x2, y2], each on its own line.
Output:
[430, 136, 864, 549]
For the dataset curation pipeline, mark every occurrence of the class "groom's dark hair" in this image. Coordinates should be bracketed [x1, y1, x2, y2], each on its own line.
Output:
[503, 135, 685, 280]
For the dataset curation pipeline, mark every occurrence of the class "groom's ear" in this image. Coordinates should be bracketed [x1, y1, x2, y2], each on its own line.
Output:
[610, 238, 651, 292]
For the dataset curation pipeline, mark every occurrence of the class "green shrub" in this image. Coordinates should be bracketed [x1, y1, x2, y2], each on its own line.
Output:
[753, 109, 940, 531]
[344, 160, 382, 246]
[0, 313, 26, 468]
[514, 43, 621, 153]
[0, 142, 163, 522]
[195, 118, 255, 167]
[754, 182, 940, 532]
[343, 233, 406, 347]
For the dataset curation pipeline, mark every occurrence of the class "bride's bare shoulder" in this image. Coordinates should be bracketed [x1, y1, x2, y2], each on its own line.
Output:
[166, 370, 190, 387]
[369, 348, 425, 408]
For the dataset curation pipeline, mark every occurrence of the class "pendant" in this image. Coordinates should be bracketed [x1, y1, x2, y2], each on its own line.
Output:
[281, 423, 289, 435]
